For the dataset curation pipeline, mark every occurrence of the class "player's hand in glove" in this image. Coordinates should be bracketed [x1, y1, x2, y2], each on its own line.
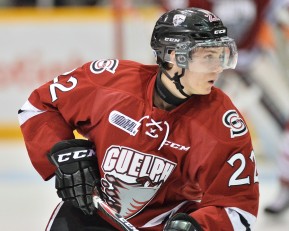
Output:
[163, 213, 203, 231]
[48, 139, 100, 215]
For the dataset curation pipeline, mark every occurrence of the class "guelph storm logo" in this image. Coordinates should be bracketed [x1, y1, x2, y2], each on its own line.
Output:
[101, 146, 176, 218]
[222, 110, 248, 138]
[172, 14, 186, 26]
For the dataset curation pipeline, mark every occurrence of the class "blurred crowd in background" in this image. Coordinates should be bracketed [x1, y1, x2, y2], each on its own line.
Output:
[0, 0, 155, 7]
[0, 0, 101, 6]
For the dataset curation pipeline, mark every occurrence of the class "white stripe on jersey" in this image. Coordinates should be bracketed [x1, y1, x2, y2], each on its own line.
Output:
[141, 200, 201, 228]
[18, 100, 46, 126]
[46, 201, 64, 231]
[225, 207, 257, 230]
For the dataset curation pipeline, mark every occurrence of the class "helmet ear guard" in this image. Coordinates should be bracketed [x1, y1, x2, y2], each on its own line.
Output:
[155, 33, 192, 68]
[174, 41, 193, 69]
[175, 53, 188, 69]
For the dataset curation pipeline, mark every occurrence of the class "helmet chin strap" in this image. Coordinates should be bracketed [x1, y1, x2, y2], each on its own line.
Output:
[160, 67, 191, 98]
[155, 67, 191, 106]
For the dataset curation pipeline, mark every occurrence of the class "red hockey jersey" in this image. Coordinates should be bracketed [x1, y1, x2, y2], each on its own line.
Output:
[18, 59, 259, 230]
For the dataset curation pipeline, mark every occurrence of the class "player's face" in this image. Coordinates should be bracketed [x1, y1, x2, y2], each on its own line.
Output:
[181, 47, 224, 95]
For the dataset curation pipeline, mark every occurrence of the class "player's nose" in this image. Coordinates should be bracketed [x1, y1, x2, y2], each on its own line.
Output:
[212, 62, 224, 73]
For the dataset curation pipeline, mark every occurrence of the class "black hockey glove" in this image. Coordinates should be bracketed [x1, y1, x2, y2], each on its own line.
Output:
[163, 213, 203, 231]
[48, 139, 100, 215]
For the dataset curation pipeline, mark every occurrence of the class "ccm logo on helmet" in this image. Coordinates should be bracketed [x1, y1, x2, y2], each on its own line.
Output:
[214, 29, 226, 34]
[164, 37, 181, 43]
[57, 149, 95, 163]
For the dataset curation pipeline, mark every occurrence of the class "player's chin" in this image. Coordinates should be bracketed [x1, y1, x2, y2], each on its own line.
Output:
[198, 89, 212, 95]
[200, 85, 214, 95]
[191, 85, 213, 95]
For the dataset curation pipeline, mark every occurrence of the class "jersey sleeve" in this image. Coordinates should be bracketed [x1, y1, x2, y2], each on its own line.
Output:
[18, 63, 91, 180]
[18, 59, 155, 181]
[187, 98, 259, 230]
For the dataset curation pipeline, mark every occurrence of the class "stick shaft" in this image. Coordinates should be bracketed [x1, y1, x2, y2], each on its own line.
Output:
[93, 195, 139, 231]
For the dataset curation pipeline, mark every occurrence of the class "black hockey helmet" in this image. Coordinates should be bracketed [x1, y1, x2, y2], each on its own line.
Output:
[151, 8, 238, 70]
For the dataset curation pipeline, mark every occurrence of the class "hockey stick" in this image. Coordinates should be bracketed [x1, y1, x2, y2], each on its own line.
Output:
[92, 193, 139, 231]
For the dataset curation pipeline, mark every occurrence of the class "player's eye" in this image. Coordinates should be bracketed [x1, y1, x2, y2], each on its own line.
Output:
[203, 54, 215, 62]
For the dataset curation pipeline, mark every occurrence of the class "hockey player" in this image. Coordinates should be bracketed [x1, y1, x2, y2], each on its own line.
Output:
[18, 8, 259, 231]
